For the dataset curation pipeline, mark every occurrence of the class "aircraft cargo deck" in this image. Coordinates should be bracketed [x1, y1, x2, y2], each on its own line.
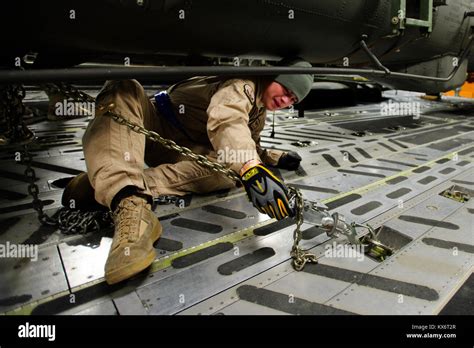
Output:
[0, 89, 473, 315]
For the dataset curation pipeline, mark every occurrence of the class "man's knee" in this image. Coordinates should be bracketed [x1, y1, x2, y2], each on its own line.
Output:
[97, 79, 146, 102]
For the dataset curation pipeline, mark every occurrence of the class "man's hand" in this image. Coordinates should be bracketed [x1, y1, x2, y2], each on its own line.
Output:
[277, 151, 302, 170]
[240, 160, 294, 220]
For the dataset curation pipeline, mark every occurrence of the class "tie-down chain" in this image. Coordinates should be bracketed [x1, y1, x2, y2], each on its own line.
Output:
[36, 84, 396, 269]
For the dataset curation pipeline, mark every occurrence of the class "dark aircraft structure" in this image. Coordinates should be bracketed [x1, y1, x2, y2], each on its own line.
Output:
[1, 0, 474, 92]
[0, 0, 473, 321]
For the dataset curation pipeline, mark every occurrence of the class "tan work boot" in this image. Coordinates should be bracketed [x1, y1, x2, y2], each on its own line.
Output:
[61, 172, 106, 211]
[104, 195, 162, 285]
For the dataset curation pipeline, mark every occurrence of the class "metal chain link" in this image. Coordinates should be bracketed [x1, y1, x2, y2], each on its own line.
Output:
[103, 105, 243, 182]
[100, 99, 314, 268]
[57, 207, 113, 235]
[47, 83, 312, 266]
[43, 83, 240, 180]
[1, 83, 110, 231]
[288, 186, 318, 270]
[0, 85, 34, 146]
[47, 83, 397, 266]
[0, 84, 56, 226]
[0, 86, 19, 143]
[42, 83, 96, 104]
[22, 144, 57, 226]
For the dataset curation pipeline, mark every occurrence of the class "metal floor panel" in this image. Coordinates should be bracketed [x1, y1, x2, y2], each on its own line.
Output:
[157, 195, 268, 250]
[216, 298, 290, 315]
[383, 194, 465, 241]
[283, 138, 473, 194]
[58, 236, 112, 288]
[264, 271, 364, 306]
[0, 211, 59, 246]
[180, 173, 473, 315]
[178, 247, 356, 316]
[113, 291, 148, 315]
[59, 299, 118, 315]
[56, 196, 267, 289]
[74, 300, 118, 315]
[135, 221, 327, 314]
[0, 245, 69, 313]
[331, 165, 472, 224]
[325, 203, 473, 315]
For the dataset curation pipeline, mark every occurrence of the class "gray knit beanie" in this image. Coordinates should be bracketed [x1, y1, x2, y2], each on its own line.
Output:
[274, 59, 313, 103]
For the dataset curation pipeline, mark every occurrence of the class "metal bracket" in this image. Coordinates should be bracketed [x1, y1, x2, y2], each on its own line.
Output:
[300, 200, 395, 262]
[392, 0, 433, 33]
[441, 185, 471, 203]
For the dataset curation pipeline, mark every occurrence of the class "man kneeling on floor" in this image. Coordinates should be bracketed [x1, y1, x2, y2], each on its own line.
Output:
[64, 58, 313, 284]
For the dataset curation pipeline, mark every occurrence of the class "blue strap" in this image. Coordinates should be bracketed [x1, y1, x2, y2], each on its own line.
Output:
[154, 91, 193, 141]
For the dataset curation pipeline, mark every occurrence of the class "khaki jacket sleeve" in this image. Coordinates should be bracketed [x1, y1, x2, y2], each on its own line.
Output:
[257, 144, 285, 166]
[251, 109, 285, 166]
[207, 79, 260, 173]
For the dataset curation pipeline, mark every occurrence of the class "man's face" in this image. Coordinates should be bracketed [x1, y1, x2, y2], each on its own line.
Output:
[262, 81, 298, 111]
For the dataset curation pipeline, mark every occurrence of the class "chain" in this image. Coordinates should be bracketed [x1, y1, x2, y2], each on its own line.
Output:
[48, 83, 393, 268]
[105, 102, 316, 267]
[99, 100, 318, 268]
[102, 105, 242, 182]
[0, 84, 55, 226]
[57, 208, 113, 235]
[47, 83, 314, 267]
[154, 195, 179, 205]
[22, 144, 57, 226]
[0, 83, 108, 232]
[42, 83, 96, 104]
[154, 194, 190, 206]
[0, 86, 20, 143]
[44, 82, 240, 181]
[288, 186, 318, 270]
[0, 85, 34, 146]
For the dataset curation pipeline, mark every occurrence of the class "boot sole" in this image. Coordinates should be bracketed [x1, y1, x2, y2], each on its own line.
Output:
[105, 215, 162, 285]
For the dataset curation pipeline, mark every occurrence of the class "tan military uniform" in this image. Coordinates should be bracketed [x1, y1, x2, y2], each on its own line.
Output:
[83, 77, 284, 208]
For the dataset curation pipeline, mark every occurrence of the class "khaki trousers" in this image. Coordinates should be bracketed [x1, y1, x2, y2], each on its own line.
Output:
[83, 80, 235, 208]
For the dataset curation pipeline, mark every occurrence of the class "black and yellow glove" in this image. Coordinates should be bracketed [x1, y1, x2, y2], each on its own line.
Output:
[240, 160, 294, 220]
